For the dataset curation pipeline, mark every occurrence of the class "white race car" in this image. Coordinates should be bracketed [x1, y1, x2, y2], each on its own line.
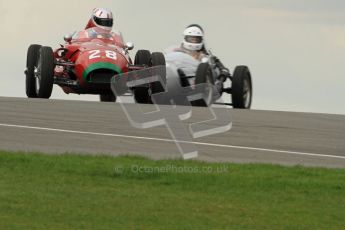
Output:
[164, 50, 253, 109]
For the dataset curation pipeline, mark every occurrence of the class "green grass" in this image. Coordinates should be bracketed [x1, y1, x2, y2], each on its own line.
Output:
[0, 151, 344, 230]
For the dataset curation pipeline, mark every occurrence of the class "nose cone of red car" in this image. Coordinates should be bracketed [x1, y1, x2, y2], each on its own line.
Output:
[75, 46, 129, 86]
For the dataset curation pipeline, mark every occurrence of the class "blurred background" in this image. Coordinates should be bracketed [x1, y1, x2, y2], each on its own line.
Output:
[1, 0, 344, 114]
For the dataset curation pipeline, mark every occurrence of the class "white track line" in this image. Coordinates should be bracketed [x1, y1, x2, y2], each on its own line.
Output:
[1, 123, 345, 160]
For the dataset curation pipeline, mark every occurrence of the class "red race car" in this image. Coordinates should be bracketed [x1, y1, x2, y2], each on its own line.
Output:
[25, 27, 165, 102]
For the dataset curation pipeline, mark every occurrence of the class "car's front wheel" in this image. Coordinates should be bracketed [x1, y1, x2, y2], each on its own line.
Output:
[231, 66, 252, 109]
[35, 46, 55, 99]
[100, 93, 116, 102]
[192, 63, 214, 107]
[25, 44, 42, 98]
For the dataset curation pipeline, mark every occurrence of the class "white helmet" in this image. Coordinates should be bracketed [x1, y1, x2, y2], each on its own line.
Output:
[91, 8, 113, 31]
[182, 25, 204, 51]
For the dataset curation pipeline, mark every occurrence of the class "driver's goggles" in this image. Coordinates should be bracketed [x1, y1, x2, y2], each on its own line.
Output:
[93, 16, 113, 27]
[185, 35, 203, 43]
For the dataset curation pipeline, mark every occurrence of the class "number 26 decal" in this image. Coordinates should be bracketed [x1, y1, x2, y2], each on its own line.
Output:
[89, 50, 117, 60]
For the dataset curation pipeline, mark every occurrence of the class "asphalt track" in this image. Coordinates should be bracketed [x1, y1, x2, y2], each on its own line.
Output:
[0, 97, 344, 168]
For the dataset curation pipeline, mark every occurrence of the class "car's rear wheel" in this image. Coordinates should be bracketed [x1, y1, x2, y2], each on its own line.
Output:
[150, 52, 166, 98]
[231, 66, 252, 109]
[134, 50, 151, 66]
[192, 63, 214, 107]
[26, 44, 42, 98]
[35, 46, 55, 99]
[100, 94, 116, 102]
[133, 50, 152, 104]
[151, 52, 166, 67]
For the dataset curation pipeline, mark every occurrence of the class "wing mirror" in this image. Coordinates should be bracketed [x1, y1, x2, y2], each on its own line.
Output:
[125, 42, 134, 51]
[64, 34, 73, 43]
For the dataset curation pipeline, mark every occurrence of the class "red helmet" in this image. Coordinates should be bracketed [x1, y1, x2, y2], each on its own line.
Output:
[85, 8, 113, 31]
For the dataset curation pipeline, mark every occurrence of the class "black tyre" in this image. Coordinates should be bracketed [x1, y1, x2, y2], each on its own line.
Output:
[151, 52, 166, 66]
[231, 66, 252, 109]
[192, 63, 214, 107]
[134, 50, 151, 66]
[25, 44, 42, 98]
[100, 94, 116, 102]
[133, 87, 151, 104]
[133, 50, 152, 104]
[150, 52, 166, 96]
[36, 46, 55, 99]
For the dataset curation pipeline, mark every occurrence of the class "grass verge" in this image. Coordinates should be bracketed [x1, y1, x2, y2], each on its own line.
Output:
[0, 151, 344, 229]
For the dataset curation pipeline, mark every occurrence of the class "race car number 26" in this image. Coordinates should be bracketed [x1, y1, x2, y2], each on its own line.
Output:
[89, 50, 117, 60]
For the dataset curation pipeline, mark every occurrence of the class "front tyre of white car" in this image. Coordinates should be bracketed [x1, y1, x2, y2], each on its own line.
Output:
[231, 66, 252, 109]
[192, 62, 214, 107]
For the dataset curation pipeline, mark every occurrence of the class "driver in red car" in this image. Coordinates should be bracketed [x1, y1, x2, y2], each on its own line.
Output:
[76, 8, 124, 47]
[85, 7, 114, 31]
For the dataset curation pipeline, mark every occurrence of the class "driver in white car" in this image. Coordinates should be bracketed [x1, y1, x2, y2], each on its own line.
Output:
[168, 24, 231, 91]
[170, 24, 230, 76]
[174, 24, 207, 61]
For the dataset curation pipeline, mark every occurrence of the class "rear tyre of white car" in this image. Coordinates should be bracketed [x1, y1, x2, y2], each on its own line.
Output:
[35, 46, 55, 99]
[150, 52, 166, 97]
[232, 66, 252, 109]
[133, 50, 152, 104]
[192, 63, 214, 107]
[26, 44, 42, 98]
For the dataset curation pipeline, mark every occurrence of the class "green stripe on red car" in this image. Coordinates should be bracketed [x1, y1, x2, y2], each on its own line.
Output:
[82, 62, 123, 82]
